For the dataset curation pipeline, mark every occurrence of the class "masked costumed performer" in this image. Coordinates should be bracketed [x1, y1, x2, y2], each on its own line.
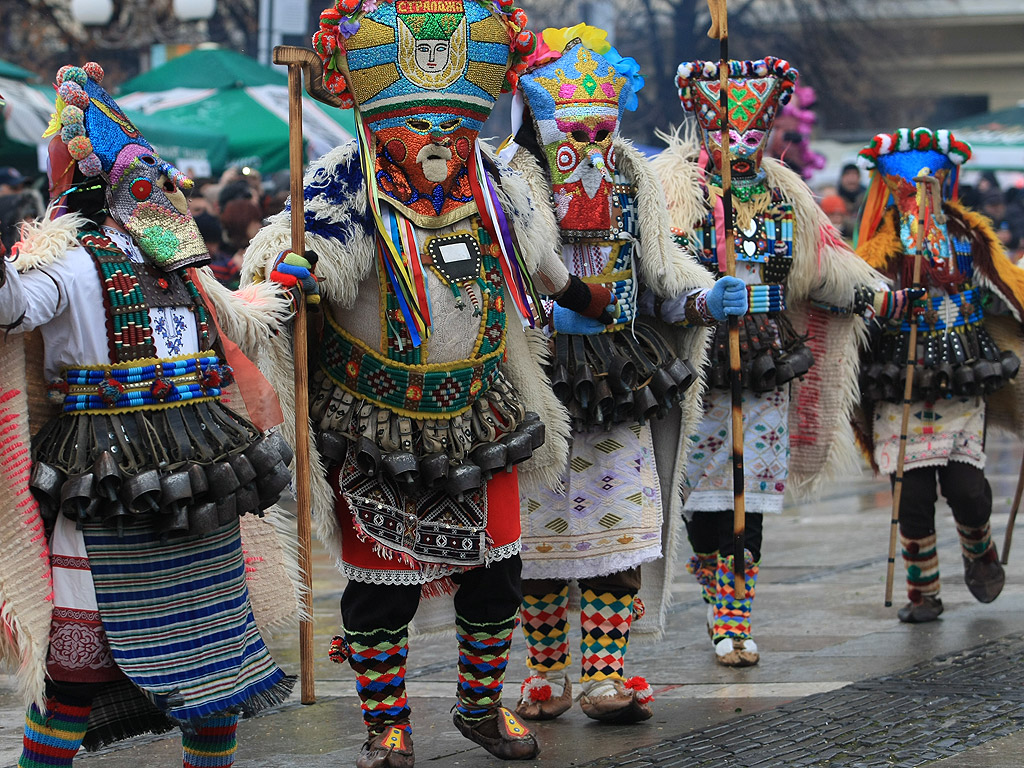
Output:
[500, 26, 746, 723]
[853, 128, 1023, 623]
[653, 57, 894, 666]
[0, 63, 299, 767]
[243, 2, 617, 765]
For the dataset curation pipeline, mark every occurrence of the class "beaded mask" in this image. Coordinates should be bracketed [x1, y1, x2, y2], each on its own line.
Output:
[519, 32, 643, 238]
[43, 62, 206, 270]
[855, 128, 972, 257]
[676, 58, 797, 192]
[313, 0, 535, 227]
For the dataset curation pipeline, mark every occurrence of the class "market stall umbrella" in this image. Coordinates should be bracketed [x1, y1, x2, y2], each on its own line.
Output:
[948, 104, 1024, 172]
[117, 48, 356, 174]
[0, 58, 52, 174]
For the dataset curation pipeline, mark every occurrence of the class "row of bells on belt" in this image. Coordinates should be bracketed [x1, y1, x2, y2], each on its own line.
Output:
[709, 345, 815, 393]
[319, 413, 545, 502]
[30, 432, 294, 538]
[551, 354, 697, 429]
[861, 351, 1020, 403]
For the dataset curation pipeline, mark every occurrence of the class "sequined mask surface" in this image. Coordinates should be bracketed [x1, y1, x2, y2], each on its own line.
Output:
[520, 41, 630, 238]
[108, 145, 207, 269]
[45, 62, 207, 269]
[339, 0, 513, 227]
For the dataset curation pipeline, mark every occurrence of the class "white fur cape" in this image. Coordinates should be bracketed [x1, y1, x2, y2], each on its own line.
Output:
[0, 212, 302, 708]
[506, 138, 714, 640]
[652, 130, 885, 499]
[241, 140, 573, 594]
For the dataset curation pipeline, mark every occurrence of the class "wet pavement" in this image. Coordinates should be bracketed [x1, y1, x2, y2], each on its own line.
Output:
[2, 435, 1023, 767]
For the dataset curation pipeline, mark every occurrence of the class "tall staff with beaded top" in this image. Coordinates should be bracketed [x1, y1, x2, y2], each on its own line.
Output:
[883, 170, 941, 605]
[706, 0, 746, 593]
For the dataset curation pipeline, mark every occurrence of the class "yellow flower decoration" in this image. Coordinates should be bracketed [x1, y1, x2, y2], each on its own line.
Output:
[42, 95, 68, 139]
[540, 24, 611, 56]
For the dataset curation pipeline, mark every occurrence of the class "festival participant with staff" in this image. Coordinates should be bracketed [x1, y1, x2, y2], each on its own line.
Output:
[852, 128, 1024, 623]
[244, 2, 618, 765]
[500, 24, 746, 724]
[653, 56, 892, 667]
[0, 62, 298, 767]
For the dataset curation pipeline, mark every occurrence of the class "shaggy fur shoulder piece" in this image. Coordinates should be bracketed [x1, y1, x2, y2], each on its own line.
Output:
[10, 209, 88, 272]
[617, 138, 714, 298]
[193, 267, 293, 364]
[649, 127, 709, 234]
[241, 140, 374, 313]
[948, 201, 1024, 323]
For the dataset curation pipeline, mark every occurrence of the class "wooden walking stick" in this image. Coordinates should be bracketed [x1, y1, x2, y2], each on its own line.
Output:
[706, 0, 746, 594]
[273, 44, 330, 705]
[1000, 451, 1024, 564]
[884, 170, 940, 606]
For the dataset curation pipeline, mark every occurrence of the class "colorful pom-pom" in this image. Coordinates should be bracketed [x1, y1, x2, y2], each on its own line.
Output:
[63, 67, 88, 87]
[336, 0, 360, 13]
[150, 378, 174, 402]
[98, 377, 124, 406]
[60, 123, 86, 142]
[513, 30, 536, 55]
[328, 635, 351, 663]
[338, 92, 356, 109]
[79, 153, 103, 177]
[320, 6, 341, 24]
[82, 62, 104, 82]
[511, 7, 528, 28]
[313, 29, 336, 56]
[60, 105, 84, 127]
[520, 675, 553, 704]
[497, 0, 514, 9]
[624, 676, 654, 704]
[58, 82, 90, 110]
[67, 135, 93, 161]
[55, 65, 73, 87]
[324, 70, 348, 95]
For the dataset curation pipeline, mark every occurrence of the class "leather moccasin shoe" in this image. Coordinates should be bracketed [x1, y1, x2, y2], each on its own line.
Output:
[516, 673, 572, 721]
[964, 549, 1005, 603]
[897, 595, 944, 623]
[714, 637, 760, 667]
[356, 725, 414, 768]
[453, 707, 539, 760]
[578, 677, 654, 724]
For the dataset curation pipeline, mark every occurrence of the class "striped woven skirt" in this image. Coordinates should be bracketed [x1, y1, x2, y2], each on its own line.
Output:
[71, 519, 292, 745]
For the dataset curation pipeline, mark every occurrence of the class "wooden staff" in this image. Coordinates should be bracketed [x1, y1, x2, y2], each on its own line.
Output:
[273, 44, 320, 705]
[706, 0, 745, 593]
[1000, 451, 1024, 564]
[884, 170, 939, 606]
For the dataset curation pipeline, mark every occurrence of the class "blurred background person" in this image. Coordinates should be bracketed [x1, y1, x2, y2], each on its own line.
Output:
[217, 198, 264, 289]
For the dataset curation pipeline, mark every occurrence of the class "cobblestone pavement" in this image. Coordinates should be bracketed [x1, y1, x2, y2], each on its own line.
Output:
[577, 634, 1024, 768]
[0, 436, 1022, 766]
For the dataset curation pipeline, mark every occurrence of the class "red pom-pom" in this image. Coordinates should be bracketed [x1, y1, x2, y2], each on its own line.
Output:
[329, 635, 351, 663]
[520, 675, 553, 703]
[511, 7, 528, 28]
[513, 30, 536, 55]
[321, 7, 342, 24]
[98, 377, 125, 406]
[336, 0, 360, 12]
[150, 378, 174, 402]
[624, 676, 654, 704]
[83, 62, 104, 82]
[905, 541, 920, 555]
[497, 0, 514, 9]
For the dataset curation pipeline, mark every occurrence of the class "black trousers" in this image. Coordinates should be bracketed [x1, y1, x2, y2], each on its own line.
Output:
[684, 511, 764, 562]
[893, 462, 992, 540]
[521, 567, 642, 600]
[341, 554, 523, 632]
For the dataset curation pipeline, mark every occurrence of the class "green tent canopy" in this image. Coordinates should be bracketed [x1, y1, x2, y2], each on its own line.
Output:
[116, 48, 356, 174]
[0, 58, 36, 82]
[948, 104, 1024, 172]
[119, 48, 286, 92]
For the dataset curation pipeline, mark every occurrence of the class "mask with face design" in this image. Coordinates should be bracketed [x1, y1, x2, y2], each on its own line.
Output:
[44, 62, 207, 270]
[314, 0, 536, 228]
[518, 33, 643, 238]
[676, 58, 797, 200]
[855, 127, 972, 251]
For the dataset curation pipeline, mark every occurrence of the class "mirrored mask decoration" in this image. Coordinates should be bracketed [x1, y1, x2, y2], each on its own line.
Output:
[519, 34, 642, 238]
[314, 0, 535, 228]
[44, 62, 206, 270]
[855, 127, 972, 254]
[676, 58, 797, 204]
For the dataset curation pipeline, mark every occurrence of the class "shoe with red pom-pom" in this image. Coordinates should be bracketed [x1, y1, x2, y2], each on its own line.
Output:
[515, 672, 572, 721]
[578, 676, 654, 724]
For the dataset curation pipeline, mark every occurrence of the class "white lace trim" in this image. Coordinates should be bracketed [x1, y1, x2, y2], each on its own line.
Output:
[520, 546, 660, 582]
[342, 541, 522, 586]
[683, 490, 784, 515]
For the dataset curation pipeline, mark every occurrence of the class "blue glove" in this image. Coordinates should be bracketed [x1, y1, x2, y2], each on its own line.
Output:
[706, 276, 748, 321]
[553, 303, 611, 335]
